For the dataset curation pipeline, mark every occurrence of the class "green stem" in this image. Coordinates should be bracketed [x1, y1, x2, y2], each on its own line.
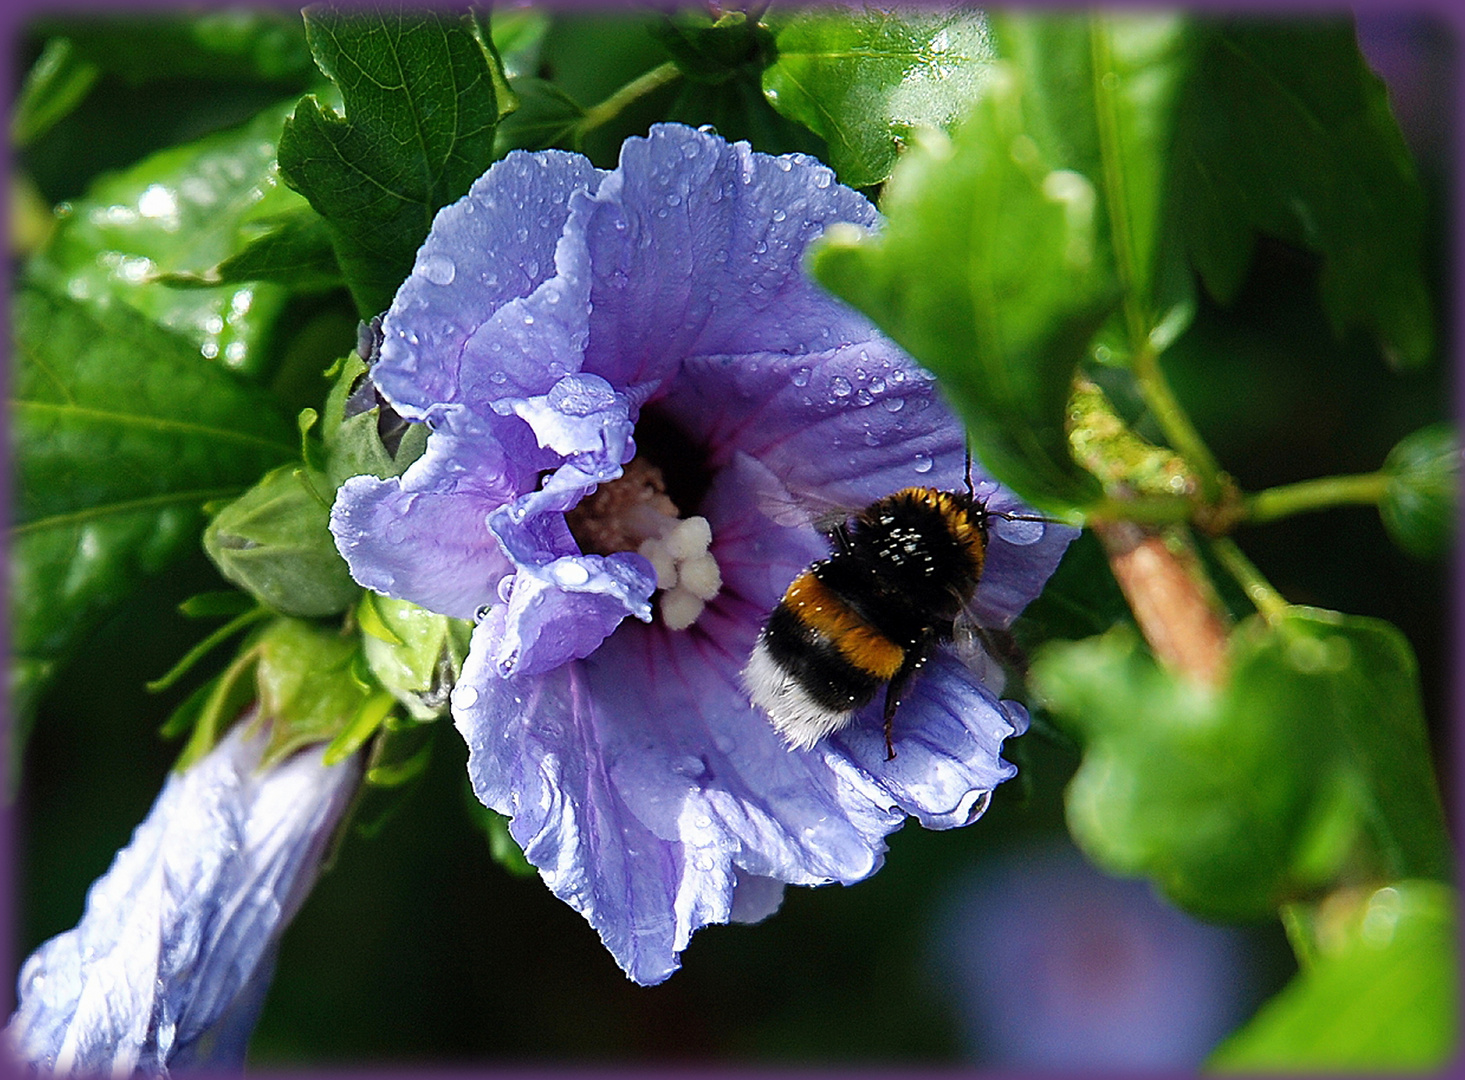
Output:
[574, 61, 682, 141]
[1244, 472, 1388, 524]
[1130, 345, 1226, 503]
[1084, 492, 1196, 527]
[1210, 536, 1289, 623]
[146, 606, 269, 692]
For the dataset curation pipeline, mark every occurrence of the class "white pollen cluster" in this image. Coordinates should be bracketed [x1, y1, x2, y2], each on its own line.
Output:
[638, 515, 722, 631]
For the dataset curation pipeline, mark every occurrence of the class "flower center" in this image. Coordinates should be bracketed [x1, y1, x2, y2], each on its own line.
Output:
[566, 452, 722, 632]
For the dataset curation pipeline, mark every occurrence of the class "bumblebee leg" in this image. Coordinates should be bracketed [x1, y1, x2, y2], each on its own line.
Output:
[881, 648, 928, 761]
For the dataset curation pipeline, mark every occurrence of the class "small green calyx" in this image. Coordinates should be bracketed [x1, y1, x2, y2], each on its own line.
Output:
[358, 592, 473, 720]
[1380, 422, 1459, 560]
[652, 10, 777, 85]
[203, 462, 360, 617]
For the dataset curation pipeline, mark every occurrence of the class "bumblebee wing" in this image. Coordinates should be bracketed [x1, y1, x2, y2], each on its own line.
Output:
[749, 472, 857, 535]
[949, 616, 1010, 696]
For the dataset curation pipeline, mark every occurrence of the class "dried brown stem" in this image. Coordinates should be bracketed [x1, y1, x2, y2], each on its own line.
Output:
[1092, 520, 1231, 685]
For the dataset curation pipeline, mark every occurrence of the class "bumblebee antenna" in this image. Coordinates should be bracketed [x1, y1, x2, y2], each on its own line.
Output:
[963, 442, 974, 502]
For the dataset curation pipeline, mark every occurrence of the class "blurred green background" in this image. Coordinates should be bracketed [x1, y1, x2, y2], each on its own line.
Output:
[11, 6, 1454, 1068]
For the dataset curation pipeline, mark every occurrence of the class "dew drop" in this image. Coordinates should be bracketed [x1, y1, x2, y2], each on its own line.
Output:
[883, 396, 906, 412]
[552, 561, 591, 587]
[830, 375, 852, 398]
[813, 171, 832, 189]
[771, 209, 786, 222]
[912, 453, 934, 474]
[791, 366, 811, 387]
[855, 388, 873, 406]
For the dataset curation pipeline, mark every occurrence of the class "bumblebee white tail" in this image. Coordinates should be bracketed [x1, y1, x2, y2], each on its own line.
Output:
[741, 639, 855, 751]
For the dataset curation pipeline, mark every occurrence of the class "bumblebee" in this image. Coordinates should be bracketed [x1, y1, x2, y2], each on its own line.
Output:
[742, 485, 1014, 760]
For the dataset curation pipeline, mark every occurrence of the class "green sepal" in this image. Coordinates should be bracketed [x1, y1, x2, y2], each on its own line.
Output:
[173, 642, 261, 770]
[1210, 881, 1457, 1071]
[357, 593, 472, 721]
[318, 353, 427, 488]
[1032, 607, 1451, 920]
[250, 617, 379, 768]
[322, 689, 398, 766]
[178, 590, 260, 619]
[203, 463, 361, 618]
[1380, 423, 1458, 560]
[490, 5, 552, 81]
[463, 791, 537, 879]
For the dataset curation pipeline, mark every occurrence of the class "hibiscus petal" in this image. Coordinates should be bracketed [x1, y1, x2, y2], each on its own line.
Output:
[374, 151, 605, 421]
[4, 719, 360, 1075]
[474, 551, 657, 679]
[825, 649, 1028, 830]
[580, 123, 883, 390]
[330, 416, 540, 620]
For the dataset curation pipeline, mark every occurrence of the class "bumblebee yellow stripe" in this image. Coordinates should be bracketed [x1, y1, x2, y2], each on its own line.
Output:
[782, 571, 904, 680]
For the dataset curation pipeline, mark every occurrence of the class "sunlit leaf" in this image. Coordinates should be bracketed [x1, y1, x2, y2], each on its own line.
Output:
[763, 4, 998, 188]
[10, 285, 296, 724]
[28, 98, 303, 379]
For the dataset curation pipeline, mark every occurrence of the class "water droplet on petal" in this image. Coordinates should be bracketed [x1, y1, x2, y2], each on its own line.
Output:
[791, 366, 811, 387]
[830, 375, 852, 398]
[552, 560, 591, 587]
[883, 396, 906, 412]
[913, 453, 934, 474]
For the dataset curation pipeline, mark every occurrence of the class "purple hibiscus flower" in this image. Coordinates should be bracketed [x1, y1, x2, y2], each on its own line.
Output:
[330, 123, 1075, 985]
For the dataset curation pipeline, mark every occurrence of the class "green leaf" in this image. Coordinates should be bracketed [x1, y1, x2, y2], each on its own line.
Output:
[27, 98, 303, 379]
[809, 75, 1112, 511]
[1380, 423, 1458, 560]
[763, 4, 998, 188]
[203, 464, 361, 618]
[12, 37, 100, 147]
[10, 285, 296, 722]
[1173, 20, 1434, 368]
[28, 10, 316, 86]
[1032, 608, 1451, 919]
[1211, 881, 1456, 1070]
[277, 4, 509, 316]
